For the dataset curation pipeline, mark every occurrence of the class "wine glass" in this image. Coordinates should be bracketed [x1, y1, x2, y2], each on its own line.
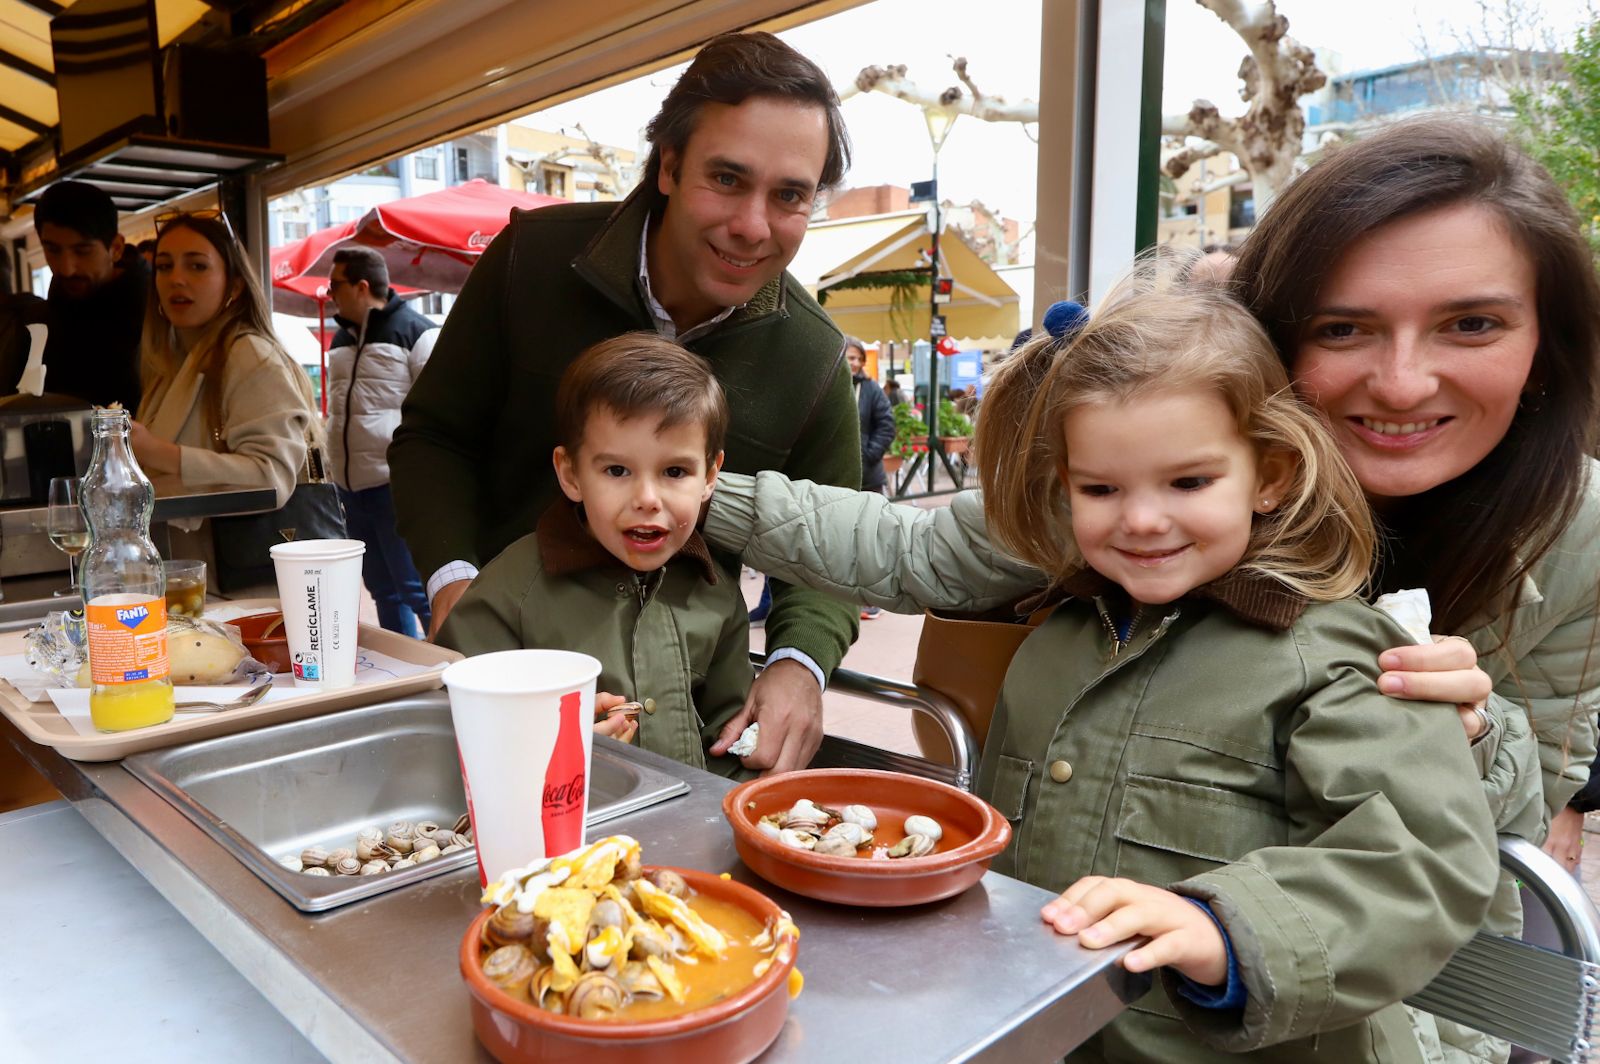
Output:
[47, 477, 88, 599]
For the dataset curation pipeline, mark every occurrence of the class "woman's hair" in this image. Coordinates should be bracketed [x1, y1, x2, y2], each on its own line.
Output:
[555, 332, 728, 462]
[141, 214, 316, 438]
[979, 257, 1376, 602]
[1232, 115, 1600, 632]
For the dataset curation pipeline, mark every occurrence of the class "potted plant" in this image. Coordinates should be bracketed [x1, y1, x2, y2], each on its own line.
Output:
[937, 398, 975, 456]
[886, 403, 924, 475]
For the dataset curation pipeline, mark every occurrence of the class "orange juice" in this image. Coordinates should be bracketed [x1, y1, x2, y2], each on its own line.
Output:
[86, 593, 174, 732]
[90, 678, 176, 731]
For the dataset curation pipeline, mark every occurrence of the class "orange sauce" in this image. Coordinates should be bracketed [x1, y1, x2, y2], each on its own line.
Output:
[620, 892, 768, 1020]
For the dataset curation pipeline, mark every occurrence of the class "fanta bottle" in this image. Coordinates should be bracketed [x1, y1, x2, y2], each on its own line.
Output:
[81, 409, 173, 731]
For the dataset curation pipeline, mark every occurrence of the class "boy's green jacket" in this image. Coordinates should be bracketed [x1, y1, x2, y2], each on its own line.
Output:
[437, 503, 753, 777]
[982, 569, 1497, 1061]
[389, 185, 861, 679]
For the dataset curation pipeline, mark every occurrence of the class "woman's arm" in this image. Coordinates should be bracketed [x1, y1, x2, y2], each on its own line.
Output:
[177, 337, 310, 507]
[702, 471, 1045, 614]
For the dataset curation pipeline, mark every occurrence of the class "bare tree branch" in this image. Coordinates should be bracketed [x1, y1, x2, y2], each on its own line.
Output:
[841, 58, 1040, 123]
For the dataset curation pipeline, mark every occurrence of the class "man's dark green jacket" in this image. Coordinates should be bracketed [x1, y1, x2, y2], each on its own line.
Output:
[390, 186, 861, 675]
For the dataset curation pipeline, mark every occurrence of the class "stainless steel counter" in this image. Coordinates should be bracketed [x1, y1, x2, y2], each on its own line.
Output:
[10, 722, 1147, 1063]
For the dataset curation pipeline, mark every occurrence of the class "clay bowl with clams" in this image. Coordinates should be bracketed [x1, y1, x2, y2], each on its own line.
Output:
[724, 768, 1011, 907]
[224, 612, 293, 674]
[460, 866, 798, 1064]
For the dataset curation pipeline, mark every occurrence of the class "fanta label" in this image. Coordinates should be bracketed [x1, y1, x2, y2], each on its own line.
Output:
[86, 594, 169, 686]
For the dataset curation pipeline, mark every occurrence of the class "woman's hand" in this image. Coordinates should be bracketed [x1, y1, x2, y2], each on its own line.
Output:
[127, 419, 182, 476]
[1544, 805, 1586, 874]
[593, 691, 639, 744]
[1040, 876, 1227, 986]
[1378, 635, 1493, 741]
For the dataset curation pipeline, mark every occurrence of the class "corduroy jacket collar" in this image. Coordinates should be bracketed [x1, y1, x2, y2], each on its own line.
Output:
[570, 184, 789, 330]
[1030, 566, 1310, 631]
[536, 500, 719, 585]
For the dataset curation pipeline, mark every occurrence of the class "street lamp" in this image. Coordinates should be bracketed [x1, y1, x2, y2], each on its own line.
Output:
[921, 106, 958, 494]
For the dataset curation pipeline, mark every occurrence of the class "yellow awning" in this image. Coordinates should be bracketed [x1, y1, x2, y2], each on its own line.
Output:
[793, 209, 1019, 346]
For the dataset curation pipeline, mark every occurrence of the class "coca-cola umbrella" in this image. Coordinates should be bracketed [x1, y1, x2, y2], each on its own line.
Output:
[268, 180, 565, 408]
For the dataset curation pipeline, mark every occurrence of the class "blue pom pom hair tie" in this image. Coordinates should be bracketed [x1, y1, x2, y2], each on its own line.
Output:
[1042, 300, 1088, 341]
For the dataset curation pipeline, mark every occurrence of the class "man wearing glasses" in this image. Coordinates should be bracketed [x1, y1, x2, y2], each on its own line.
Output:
[391, 32, 861, 776]
[29, 181, 146, 412]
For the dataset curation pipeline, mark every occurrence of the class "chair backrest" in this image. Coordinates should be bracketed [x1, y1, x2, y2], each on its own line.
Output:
[1407, 838, 1600, 1063]
[910, 608, 1048, 764]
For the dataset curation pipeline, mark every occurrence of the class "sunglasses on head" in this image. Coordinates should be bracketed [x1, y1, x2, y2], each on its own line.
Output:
[154, 208, 237, 242]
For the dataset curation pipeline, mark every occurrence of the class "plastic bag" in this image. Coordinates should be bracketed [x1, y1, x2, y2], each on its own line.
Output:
[25, 610, 272, 688]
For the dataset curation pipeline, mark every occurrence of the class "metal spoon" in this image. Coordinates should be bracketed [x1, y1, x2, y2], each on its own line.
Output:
[174, 684, 273, 714]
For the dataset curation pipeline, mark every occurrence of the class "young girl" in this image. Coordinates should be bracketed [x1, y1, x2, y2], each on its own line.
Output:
[973, 269, 1494, 1060]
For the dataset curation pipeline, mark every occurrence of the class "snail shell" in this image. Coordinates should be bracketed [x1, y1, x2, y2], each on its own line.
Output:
[840, 804, 878, 830]
[618, 845, 643, 882]
[757, 815, 784, 840]
[440, 843, 465, 855]
[903, 815, 943, 842]
[824, 822, 872, 848]
[629, 921, 675, 960]
[391, 857, 417, 870]
[359, 860, 388, 876]
[889, 833, 937, 859]
[618, 959, 665, 1000]
[356, 826, 383, 848]
[777, 828, 818, 851]
[588, 899, 625, 936]
[414, 820, 441, 843]
[325, 847, 356, 870]
[566, 971, 625, 1020]
[357, 837, 398, 862]
[385, 828, 415, 855]
[412, 843, 442, 864]
[530, 965, 562, 1011]
[784, 811, 826, 836]
[814, 834, 857, 857]
[278, 854, 303, 873]
[482, 944, 538, 1003]
[644, 868, 689, 897]
[483, 904, 538, 949]
[333, 856, 362, 876]
[453, 813, 472, 835]
[300, 845, 329, 867]
[303, 866, 332, 876]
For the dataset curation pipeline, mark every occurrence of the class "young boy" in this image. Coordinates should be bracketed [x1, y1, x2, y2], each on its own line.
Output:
[436, 332, 753, 776]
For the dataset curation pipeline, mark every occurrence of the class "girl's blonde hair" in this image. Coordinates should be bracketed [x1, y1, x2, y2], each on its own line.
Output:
[141, 215, 318, 441]
[979, 256, 1376, 602]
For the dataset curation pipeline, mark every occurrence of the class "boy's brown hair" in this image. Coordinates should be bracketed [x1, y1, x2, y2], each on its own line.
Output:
[555, 332, 728, 460]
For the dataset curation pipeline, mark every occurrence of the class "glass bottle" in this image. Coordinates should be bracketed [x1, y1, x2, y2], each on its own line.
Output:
[80, 409, 173, 731]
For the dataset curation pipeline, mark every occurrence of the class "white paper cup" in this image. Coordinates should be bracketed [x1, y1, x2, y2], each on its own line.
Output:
[441, 649, 601, 886]
[269, 539, 365, 691]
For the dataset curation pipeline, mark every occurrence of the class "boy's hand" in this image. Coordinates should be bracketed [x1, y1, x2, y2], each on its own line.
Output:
[708, 659, 823, 775]
[593, 691, 638, 744]
[1041, 876, 1228, 986]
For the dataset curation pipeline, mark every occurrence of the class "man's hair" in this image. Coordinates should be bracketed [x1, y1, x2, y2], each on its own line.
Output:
[332, 246, 390, 299]
[35, 181, 118, 246]
[644, 31, 850, 191]
[556, 332, 728, 461]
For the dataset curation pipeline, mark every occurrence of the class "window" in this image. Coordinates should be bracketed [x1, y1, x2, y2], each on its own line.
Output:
[361, 159, 400, 180]
[1229, 188, 1256, 230]
[281, 219, 310, 242]
[541, 167, 567, 198]
[455, 147, 471, 182]
[335, 205, 364, 223]
[415, 151, 439, 180]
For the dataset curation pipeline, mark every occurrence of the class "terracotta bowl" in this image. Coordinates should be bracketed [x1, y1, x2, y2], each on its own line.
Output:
[459, 867, 797, 1064]
[724, 768, 1012, 907]
[225, 611, 292, 674]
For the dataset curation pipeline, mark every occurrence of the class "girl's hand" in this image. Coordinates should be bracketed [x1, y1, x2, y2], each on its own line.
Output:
[1040, 875, 1227, 986]
[127, 419, 181, 475]
[1378, 635, 1493, 741]
[593, 692, 638, 744]
[1544, 805, 1586, 874]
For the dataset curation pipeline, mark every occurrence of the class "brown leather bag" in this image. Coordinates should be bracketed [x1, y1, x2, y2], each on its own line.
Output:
[911, 607, 1051, 764]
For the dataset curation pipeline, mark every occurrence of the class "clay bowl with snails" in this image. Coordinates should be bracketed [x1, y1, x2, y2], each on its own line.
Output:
[723, 768, 1011, 907]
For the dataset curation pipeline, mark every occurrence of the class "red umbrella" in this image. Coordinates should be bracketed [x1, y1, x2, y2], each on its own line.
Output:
[269, 181, 563, 411]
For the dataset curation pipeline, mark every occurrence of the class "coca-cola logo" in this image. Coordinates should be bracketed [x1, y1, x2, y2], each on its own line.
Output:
[543, 770, 585, 809]
[467, 230, 491, 248]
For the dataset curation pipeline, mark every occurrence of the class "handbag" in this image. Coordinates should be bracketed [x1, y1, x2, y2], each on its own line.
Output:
[909, 606, 1053, 765]
[210, 440, 349, 594]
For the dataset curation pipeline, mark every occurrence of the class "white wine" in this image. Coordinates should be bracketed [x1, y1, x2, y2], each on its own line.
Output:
[51, 530, 89, 555]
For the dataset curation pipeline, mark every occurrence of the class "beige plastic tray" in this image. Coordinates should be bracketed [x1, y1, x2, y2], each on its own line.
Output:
[0, 599, 462, 762]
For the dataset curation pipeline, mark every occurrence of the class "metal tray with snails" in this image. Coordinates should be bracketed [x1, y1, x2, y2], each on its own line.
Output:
[460, 835, 801, 1064]
[275, 813, 474, 877]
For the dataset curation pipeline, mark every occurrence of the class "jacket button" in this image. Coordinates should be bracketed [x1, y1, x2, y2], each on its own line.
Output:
[616, 583, 628, 595]
[1049, 760, 1073, 783]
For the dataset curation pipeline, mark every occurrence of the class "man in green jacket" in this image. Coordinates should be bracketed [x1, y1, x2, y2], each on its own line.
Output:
[390, 32, 861, 773]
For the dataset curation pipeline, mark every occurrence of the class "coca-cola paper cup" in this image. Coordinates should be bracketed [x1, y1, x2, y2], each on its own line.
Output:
[441, 649, 601, 887]
[269, 539, 365, 691]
